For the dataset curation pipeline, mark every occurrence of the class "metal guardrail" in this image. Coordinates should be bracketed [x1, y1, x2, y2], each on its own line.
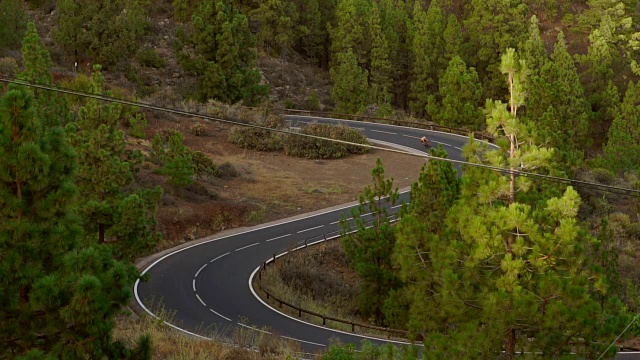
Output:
[254, 223, 413, 341]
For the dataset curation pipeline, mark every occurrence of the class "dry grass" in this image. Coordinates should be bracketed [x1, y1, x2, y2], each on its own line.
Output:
[113, 307, 306, 360]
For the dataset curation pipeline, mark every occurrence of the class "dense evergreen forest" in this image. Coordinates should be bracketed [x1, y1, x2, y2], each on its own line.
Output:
[2, 0, 640, 359]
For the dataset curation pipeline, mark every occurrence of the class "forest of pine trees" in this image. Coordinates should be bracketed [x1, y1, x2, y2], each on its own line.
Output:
[2, 0, 640, 358]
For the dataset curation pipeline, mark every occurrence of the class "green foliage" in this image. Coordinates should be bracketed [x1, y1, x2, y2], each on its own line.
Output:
[55, 0, 148, 66]
[175, 0, 268, 105]
[378, 0, 412, 109]
[307, 90, 320, 111]
[0, 88, 150, 358]
[187, 150, 220, 179]
[66, 66, 162, 255]
[136, 48, 168, 68]
[340, 159, 400, 324]
[409, 0, 446, 116]
[129, 113, 148, 139]
[164, 131, 194, 187]
[256, 0, 303, 57]
[330, 50, 369, 114]
[368, 3, 392, 107]
[228, 115, 285, 151]
[526, 32, 591, 165]
[427, 56, 483, 130]
[463, 0, 528, 99]
[603, 81, 640, 173]
[17, 23, 71, 127]
[0, 57, 18, 78]
[0, 0, 27, 50]
[392, 147, 460, 336]
[443, 14, 462, 62]
[284, 123, 369, 159]
[329, 0, 372, 67]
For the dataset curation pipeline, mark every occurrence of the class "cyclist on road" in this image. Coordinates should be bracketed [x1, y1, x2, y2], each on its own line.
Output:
[420, 136, 430, 148]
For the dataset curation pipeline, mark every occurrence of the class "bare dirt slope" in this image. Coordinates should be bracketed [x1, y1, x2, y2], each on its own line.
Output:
[138, 113, 425, 251]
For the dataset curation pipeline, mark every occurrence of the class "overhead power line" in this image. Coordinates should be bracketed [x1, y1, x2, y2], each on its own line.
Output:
[1, 77, 638, 197]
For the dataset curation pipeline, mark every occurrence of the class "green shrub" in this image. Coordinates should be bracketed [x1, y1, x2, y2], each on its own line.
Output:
[129, 113, 148, 139]
[284, 123, 369, 159]
[0, 57, 17, 77]
[136, 48, 167, 68]
[307, 90, 319, 111]
[592, 168, 616, 185]
[228, 115, 285, 151]
[190, 123, 207, 136]
[284, 98, 295, 109]
[188, 150, 219, 179]
[217, 161, 239, 179]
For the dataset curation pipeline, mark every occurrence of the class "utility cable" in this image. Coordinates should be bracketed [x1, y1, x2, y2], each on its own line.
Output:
[1, 77, 638, 197]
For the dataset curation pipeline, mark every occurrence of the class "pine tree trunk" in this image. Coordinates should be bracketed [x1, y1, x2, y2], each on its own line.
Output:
[99, 223, 105, 243]
[505, 327, 516, 359]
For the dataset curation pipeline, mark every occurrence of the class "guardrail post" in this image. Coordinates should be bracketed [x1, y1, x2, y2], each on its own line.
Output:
[322, 317, 326, 326]
[273, 254, 276, 263]
[266, 292, 269, 300]
[351, 323, 355, 333]
[279, 301, 282, 308]
[298, 309, 301, 317]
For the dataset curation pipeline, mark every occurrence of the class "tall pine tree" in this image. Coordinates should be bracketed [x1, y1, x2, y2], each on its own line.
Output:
[176, 0, 268, 105]
[0, 88, 150, 359]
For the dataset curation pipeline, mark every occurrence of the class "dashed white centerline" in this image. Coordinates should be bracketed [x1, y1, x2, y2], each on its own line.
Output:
[282, 336, 326, 347]
[360, 212, 372, 217]
[237, 322, 271, 334]
[297, 225, 324, 233]
[266, 234, 291, 242]
[392, 204, 403, 209]
[330, 218, 351, 225]
[210, 308, 232, 322]
[371, 129, 396, 135]
[194, 263, 207, 278]
[235, 242, 259, 252]
[192, 279, 196, 292]
[210, 252, 230, 262]
[196, 294, 207, 307]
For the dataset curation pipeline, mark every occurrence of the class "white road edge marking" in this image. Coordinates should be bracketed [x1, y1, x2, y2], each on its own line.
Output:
[371, 129, 396, 135]
[210, 252, 230, 262]
[195, 263, 207, 278]
[196, 294, 207, 307]
[266, 234, 291, 242]
[237, 322, 271, 334]
[192, 279, 196, 292]
[209, 308, 232, 322]
[391, 204, 403, 209]
[297, 225, 324, 233]
[235, 242, 260, 252]
[282, 336, 326, 347]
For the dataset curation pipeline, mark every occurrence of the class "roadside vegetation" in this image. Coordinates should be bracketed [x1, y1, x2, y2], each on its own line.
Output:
[2, 0, 640, 358]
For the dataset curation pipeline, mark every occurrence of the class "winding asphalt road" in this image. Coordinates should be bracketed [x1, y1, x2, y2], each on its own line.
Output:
[134, 117, 640, 359]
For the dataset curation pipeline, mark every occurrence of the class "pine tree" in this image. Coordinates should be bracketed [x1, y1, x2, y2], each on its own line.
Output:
[55, 0, 148, 66]
[294, 0, 324, 64]
[329, 0, 372, 67]
[67, 67, 162, 258]
[176, 0, 268, 105]
[256, 0, 301, 57]
[340, 158, 401, 325]
[443, 14, 462, 63]
[409, 1, 446, 116]
[330, 50, 369, 114]
[603, 81, 640, 173]
[525, 32, 591, 165]
[521, 15, 549, 79]
[0, 0, 26, 49]
[392, 148, 460, 335]
[418, 49, 630, 359]
[464, 0, 529, 99]
[368, 3, 392, 107]
[17, 23, 71, 128]
[0, 88, 150, 359]
[427, 56, 484, 130]
[379, 0, 411, 108]
[164, 131, 194, 187]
